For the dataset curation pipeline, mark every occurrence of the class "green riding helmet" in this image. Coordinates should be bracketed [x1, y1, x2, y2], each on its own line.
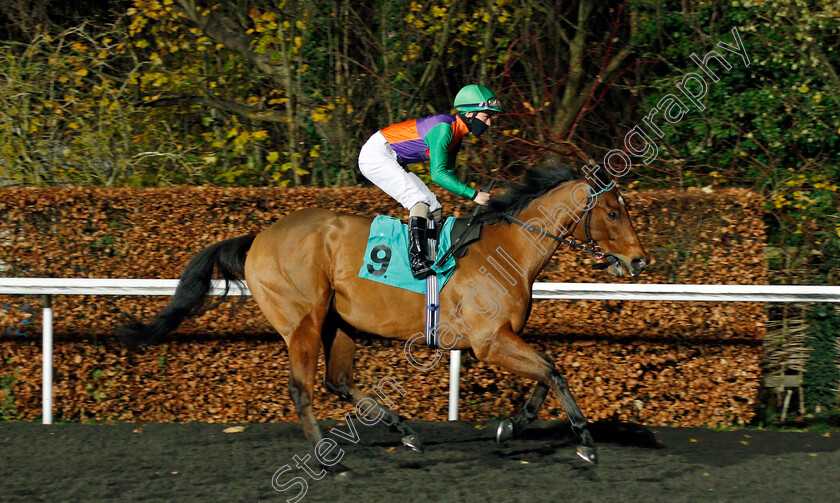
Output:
[454, 84, 503, 114]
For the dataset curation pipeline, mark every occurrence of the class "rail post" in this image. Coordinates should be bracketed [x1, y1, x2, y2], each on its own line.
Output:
[42, 294, 53, 425]
[448, 350, 461, 420]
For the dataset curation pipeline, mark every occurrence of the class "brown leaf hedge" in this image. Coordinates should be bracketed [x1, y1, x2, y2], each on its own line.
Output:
[0, 186, 766, 426]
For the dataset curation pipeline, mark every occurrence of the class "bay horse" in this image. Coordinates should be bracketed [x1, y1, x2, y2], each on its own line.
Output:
[118, 165, 649, 473]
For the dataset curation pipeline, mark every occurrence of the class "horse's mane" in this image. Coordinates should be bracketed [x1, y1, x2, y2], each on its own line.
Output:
[475, 165, 579, 225]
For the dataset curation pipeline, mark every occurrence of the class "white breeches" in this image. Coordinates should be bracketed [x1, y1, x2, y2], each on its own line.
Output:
[358, 131, 441, 213]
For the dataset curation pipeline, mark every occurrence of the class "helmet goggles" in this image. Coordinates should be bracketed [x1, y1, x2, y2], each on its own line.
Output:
[458, 97, 502, 114]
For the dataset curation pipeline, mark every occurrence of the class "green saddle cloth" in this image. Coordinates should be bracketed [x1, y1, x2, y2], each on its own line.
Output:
[358, 216, 458, 294]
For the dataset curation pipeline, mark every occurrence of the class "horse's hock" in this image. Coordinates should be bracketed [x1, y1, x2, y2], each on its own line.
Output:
[0, 186, 765, 426]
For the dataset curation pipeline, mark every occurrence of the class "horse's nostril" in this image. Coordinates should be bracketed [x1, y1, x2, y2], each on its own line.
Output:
[631, 258, 646, 271]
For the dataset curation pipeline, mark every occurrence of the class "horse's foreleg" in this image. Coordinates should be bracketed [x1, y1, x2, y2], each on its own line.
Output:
[476, 326, 597, 464]
[322, 322, 422, 452]
[549, 368, 598, 464]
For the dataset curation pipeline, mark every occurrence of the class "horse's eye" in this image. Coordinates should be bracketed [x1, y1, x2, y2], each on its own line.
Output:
[607, 211, 619, 220]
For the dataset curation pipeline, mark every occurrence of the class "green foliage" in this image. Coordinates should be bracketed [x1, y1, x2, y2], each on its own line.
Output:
[802, 304, 840, 414]
[0, 25, 209, 187]
[0, 0, 650, 187]
[0, 0, 836, 285]
[0, 362, 20, 421]
[629, 0, 840, 284]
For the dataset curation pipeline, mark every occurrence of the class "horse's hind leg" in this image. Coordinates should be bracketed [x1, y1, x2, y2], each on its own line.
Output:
[283, 309, 353, 477]
[476, 326, 597, 464]
[496, 382, 549, 442]
[251, 283, 352, 476]
[322, 317, 422, 452]
[497, 349, 554, 442]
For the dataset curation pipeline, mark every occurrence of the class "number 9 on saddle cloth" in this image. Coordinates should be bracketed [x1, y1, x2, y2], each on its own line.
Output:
[358, 215, 483, 348]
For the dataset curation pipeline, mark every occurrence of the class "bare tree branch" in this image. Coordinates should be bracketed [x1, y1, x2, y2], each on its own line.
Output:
[556, 2, 639, 136]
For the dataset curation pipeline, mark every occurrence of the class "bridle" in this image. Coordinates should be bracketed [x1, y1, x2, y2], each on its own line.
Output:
[498, 181, 621, 271]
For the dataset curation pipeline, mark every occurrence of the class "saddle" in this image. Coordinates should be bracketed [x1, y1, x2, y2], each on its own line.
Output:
[435, 216, 483, 258]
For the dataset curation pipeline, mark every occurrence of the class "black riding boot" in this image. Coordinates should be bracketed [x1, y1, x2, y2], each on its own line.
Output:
[408, 216, 434, 279]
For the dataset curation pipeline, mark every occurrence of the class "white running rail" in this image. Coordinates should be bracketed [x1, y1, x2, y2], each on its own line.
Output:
[2, 278, 839, 424]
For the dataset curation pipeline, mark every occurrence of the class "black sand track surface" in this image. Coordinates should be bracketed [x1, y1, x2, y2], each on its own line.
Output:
[1, 420, 838, 503]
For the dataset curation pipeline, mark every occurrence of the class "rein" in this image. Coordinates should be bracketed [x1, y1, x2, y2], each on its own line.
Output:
[498, 212, 603, 257]
[434, 179, 620, 271]
[499, 181, 620, 271]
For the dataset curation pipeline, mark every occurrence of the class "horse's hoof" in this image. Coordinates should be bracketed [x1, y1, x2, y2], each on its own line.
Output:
[402, 434, 423, 452]
[496, 419, 514, 443]
[330, 463, 353, 480]
[576, 445, 598, 465]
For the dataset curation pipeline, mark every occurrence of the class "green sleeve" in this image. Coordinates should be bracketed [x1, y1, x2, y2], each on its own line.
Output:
[422, 122, 478, 200]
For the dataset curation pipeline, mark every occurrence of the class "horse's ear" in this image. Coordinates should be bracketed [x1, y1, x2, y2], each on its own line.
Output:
[587, 158, 613, 188]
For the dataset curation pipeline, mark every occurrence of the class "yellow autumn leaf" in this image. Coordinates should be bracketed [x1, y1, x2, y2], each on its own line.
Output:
[75, 68, 89, 77]
[311, 110, 331, 122]
[267, 151, 280, 162]
[252, 130, 268, 140]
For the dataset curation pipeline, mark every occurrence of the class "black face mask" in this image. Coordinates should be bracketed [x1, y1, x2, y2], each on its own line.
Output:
[469, 118, 488, 137]
[460, 113, 488, 136]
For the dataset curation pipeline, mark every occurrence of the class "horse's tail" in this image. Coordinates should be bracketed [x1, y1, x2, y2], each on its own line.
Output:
[117, 234, 256, 349]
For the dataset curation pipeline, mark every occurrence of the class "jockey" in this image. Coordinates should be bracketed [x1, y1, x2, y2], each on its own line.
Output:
[358, 84, 502, 279]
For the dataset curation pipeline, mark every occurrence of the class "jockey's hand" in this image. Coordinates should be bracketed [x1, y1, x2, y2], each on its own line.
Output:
[474, 191, 491, 205]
